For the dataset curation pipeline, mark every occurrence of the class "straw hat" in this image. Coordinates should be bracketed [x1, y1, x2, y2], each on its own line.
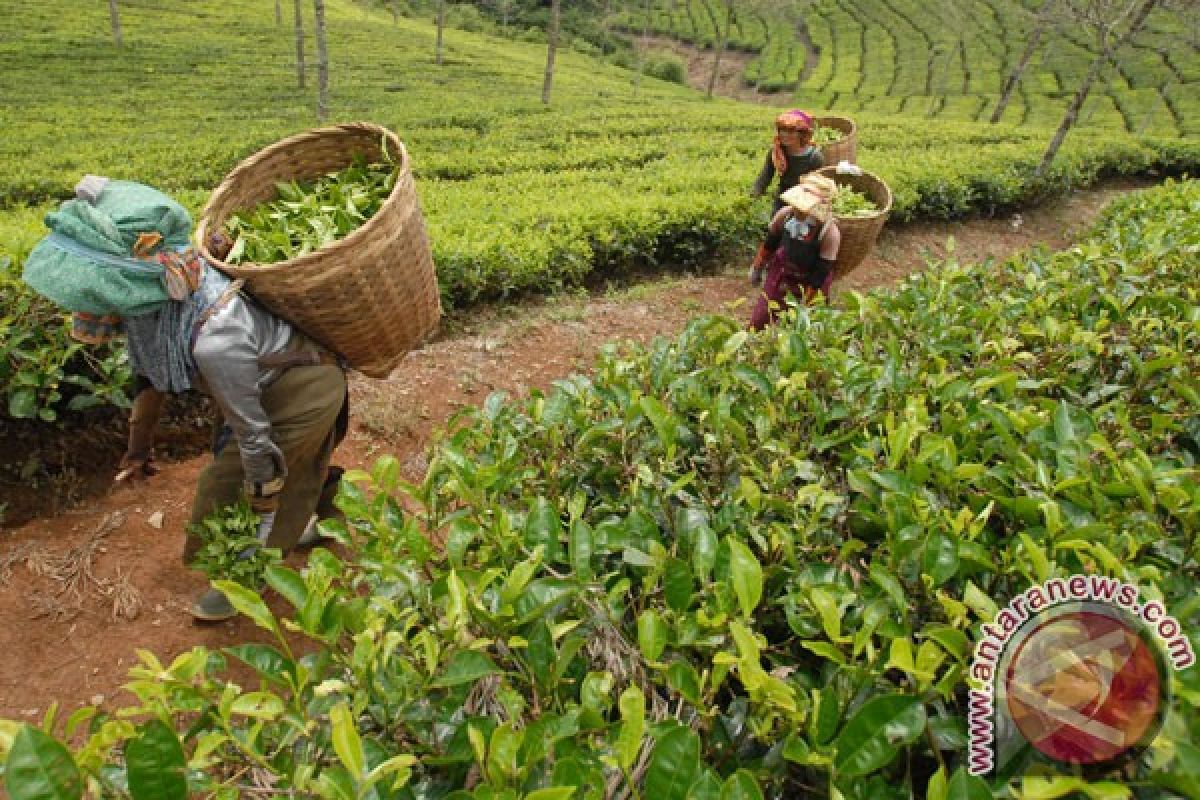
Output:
[780, 175, 837, 223]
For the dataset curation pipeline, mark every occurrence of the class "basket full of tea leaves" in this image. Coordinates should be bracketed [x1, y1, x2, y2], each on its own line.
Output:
[197, 122, 440, 379]
[813, 114, 857, 164]
[817, 165, 892, 276]
[223, 156, 396, 265]
[813, 126, 844, 146]
[831, 185, 879, 218]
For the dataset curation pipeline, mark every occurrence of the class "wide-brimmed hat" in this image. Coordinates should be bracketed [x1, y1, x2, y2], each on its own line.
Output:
[780, 175, 837, 223]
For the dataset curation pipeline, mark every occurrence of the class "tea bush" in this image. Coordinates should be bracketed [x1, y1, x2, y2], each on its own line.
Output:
[645, 52, 688, 85]
[3, 0, 1198, 442]
[2, 180, 1195, 800]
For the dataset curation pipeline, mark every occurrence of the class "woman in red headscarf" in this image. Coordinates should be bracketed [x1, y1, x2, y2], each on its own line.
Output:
[750, 109, 825, 215]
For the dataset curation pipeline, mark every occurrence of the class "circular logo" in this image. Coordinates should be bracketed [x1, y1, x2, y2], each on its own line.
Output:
[1004, 608, 1166, 765]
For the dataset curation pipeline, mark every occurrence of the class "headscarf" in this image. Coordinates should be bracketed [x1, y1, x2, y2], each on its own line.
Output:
[771, 109, 815, 173]
[123, 261, 233, 394]
[22, 176, 232, 393]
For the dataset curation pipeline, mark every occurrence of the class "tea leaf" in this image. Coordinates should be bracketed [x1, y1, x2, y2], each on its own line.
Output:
[431, 650, 499, 688]
[4, 725, 82, 800]
[726, 538, 763, 618]
[126, 720, 186, 800]
[642, 725, 700, 800]
[331, 703, 366, 779]
[833, 695, 926, 777]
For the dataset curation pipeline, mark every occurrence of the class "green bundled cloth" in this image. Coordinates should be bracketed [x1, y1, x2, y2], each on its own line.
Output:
[22, 179, 193, 317]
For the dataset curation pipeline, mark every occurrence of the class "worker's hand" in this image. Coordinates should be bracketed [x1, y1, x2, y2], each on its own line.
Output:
[116, 386, 166, 487]
[113, 454, 159, 486]
[245, 476, 285, 514]
[748, 266, 764, 287]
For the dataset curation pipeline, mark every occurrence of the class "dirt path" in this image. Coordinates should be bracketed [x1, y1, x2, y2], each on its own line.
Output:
[0, 182, 1144, 722]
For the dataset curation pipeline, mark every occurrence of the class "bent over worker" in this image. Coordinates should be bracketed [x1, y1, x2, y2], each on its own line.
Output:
[23, 176, 347, 622]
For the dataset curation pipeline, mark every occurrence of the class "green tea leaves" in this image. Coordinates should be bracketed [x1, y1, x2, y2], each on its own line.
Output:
[833, 695, 926, 777]
[224, 156, 395, 265]
[4, 726, 82, 800]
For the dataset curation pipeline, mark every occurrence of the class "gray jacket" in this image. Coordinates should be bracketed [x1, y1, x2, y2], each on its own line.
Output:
[191, 293, 295, 487]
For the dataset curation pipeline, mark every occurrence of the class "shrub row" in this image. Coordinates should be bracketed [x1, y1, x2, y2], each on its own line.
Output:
[2, 178, 1196, 800]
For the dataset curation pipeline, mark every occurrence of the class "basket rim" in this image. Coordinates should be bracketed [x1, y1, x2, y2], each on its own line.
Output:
[813, 114, 857, 134]
[196, 122, 410, 276]
[817, 165, 893, 220]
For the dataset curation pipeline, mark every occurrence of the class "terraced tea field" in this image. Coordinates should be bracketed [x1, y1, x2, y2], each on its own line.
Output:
[621, 0, 1199, 135]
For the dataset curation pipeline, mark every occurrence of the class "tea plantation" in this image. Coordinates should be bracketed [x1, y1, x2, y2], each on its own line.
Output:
[621, 0, 1199, 134]
[1, 0, 1197, 425]
[1, 0, 1198, 796]
[3, 174, 1196, 800]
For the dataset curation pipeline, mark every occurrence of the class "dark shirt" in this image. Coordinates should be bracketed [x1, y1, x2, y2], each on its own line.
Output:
[764, 213, 832, 288]
[752, 147, 825, 208]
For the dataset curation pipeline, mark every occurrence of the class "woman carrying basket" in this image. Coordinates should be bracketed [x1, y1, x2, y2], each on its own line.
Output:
[22, 176, 348, 622]
[750, 109, 826, 215]
[748, 174, 841, 330]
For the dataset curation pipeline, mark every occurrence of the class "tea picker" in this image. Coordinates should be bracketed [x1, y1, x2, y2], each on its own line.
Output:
[750, 109, 827, 216]
[22, 175, 348, 622]
[747, 173, 844, 329]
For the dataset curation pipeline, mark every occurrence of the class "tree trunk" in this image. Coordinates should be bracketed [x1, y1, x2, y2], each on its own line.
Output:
[314, 0, 329, 122]
[436, 0, 446, 66]
[1037, 0, 1159, 175]
[699, 0, 720, 49]
[275, 0, 282, 25]
[634, 0, 650, 93]
[293, 0, 306, 89]
[392, 0, 399, 25]
[707, 0, 735, 97]
[989, 0, 1054, 123]
[108, 0, 123, 47]
[541, 0, 561, 105]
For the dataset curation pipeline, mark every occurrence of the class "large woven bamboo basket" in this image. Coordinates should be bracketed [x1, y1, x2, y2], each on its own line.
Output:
[196, 122, 440, 379]
[817, 166, 892, 277]
[815, 115, 857, 165]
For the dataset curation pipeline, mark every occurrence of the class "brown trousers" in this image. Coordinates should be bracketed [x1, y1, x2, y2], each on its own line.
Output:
[185, 363, 347, 563]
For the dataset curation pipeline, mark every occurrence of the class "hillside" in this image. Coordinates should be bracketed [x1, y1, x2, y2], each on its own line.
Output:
[2, 173, 1196, 800]
[2, 0, 1197, 456]
[619, 0, 1199, 134]
[1, 2, 1199, 797]
[1, 0, 1195, 302]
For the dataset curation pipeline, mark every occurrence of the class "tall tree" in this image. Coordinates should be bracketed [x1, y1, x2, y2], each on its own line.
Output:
[436, 0, 446, 65]
[314, 0, 329, 121]
[108, 0, 123, 47]
[990, 0, 1058, 123]
[497, 0, 513, 32]
[634, 0, 651, 93]
[1037, 0, 1159, 175]
[541, 0, 561, 104]
[707, 0, 736, 98]
[275, 0, 282, 25]
[293, 0, 306, 89]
